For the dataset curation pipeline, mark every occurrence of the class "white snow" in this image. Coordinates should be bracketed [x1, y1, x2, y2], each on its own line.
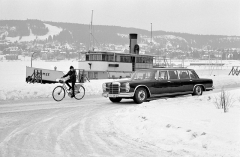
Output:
[0, 59, 120, 101]
[0, 59, 240, 101]
[110, 89, 240, 156]
[5, 23, 62, 42]
[1, 60, 240, 156]
[1, 59, 240, 101]
[155, 35, 188, 43]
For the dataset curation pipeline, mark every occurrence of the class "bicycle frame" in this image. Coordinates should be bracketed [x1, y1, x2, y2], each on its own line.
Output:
[60, 82, 78, 95]
[61, 83, 71, 94]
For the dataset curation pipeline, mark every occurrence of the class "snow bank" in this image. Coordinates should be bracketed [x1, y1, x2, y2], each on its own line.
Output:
[0, 79, 120, 101]
[108, 89, 240, 156]
[0, 75, 240, 102]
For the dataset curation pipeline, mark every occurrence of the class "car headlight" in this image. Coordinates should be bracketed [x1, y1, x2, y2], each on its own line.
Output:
[125, 82, 130, 92]
[102, 83, 106, 92]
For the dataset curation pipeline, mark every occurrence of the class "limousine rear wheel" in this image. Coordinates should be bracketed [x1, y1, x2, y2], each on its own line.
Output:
[134, 87, 147, 104]
[193, 85, 203, 96]
[109, 97, 122, 103]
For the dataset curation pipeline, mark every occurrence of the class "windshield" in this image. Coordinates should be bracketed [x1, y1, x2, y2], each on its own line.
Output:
[130, 70, 157, 80]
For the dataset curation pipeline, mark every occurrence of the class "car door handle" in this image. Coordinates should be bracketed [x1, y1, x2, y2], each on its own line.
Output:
[190, 80, 193, 81]
[167, 81, 171, 83]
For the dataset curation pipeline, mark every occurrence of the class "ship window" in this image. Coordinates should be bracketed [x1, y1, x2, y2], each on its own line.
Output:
[107, 55, 114, 62]
[142, 57, 146, 63]
[89, 54, 102, 61]
[136, 57, 153, 63]
[86, 55, 89, 61]
[102, 54, 106, 61]
[120, 56, 131, 63]
[94, 72, 98, 79]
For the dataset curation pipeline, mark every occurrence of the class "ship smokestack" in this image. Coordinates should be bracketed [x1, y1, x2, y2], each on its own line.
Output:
[129, 33, 139, 54]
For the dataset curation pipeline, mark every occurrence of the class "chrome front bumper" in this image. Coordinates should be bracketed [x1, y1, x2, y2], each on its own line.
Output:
[102, 92, 134, 98]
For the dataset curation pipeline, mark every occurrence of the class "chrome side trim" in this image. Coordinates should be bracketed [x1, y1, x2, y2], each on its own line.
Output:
[151, 91, 192, 97]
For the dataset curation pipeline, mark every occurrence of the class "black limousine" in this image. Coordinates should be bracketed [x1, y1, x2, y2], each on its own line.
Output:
[102, 68, 213, 104]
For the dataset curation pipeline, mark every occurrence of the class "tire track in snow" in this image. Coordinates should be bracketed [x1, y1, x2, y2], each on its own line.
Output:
[0, 96, 191, 156]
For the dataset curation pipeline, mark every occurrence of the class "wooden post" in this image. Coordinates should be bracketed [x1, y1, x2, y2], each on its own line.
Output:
[40, 70, 42, 84]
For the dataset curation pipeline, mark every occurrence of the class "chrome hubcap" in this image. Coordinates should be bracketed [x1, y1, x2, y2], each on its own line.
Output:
[196, 86, 201, 95]
[138, 90, 146, 101]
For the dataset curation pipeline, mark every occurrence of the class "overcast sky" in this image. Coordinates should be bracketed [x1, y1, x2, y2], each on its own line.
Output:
[0, 0, 239, 36]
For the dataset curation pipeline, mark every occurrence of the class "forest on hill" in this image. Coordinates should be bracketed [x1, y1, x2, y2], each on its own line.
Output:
[1, 20, 239, 49]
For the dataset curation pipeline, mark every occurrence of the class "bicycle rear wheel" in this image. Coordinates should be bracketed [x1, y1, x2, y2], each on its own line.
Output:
[52, 86, 65, 101]
[74, 85, 85, 100]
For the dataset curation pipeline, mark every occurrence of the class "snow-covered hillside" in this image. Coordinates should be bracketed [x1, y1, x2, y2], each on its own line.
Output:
[4, 23, 62, 42]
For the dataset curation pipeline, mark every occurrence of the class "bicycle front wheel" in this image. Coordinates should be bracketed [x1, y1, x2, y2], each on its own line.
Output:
[52, 86, 65, 101]
[74, 85, 85, 100]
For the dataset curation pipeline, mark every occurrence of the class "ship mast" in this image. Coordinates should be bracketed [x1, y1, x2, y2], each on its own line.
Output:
[89, 10, 94, 51]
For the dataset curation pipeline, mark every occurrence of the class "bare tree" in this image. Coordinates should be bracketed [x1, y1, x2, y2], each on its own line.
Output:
[214, 88, 235, 113]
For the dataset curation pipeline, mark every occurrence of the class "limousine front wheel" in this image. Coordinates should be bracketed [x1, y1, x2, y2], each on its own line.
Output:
[193, 85, 203, 96]
[134, 87, 147, 104]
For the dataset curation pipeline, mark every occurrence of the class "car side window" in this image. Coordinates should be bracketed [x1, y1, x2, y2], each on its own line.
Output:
[188, 70, 199, 79]
[168, 70, 179, 79]
[158, 71, 168, 80]
[179, 70, 190, 79]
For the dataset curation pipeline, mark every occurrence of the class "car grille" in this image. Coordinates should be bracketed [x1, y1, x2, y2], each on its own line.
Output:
[109, 83, 120, 94]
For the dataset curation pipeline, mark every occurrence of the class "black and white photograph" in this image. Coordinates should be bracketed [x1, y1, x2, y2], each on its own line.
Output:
[0, 0, 240, 156]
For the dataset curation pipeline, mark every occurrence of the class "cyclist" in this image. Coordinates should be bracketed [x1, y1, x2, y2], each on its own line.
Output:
[62, 66, 76, 98]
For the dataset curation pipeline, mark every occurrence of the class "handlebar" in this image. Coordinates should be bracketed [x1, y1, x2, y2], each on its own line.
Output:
[56, 78, 66, 83]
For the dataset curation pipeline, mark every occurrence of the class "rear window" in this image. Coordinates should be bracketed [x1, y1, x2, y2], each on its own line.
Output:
[168, 70, 179, 79]
[188, 70, 199, 79]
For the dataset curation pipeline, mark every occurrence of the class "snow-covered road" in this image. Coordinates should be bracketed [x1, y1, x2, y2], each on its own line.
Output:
[0, 96, 171, 157]
[1, 86, 239, 157]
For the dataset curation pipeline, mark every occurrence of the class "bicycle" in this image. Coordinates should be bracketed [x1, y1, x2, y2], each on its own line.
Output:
[52, 78, 85, 102]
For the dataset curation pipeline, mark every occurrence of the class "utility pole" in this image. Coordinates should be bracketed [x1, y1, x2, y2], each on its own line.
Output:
[31, 52, 36, 67]
[151, 23, 152, 47]
[91, 10, 94, 51]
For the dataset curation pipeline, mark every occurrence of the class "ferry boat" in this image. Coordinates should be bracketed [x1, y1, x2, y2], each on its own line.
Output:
[26, 33, 168, 83]
[78, 33, 155, 79]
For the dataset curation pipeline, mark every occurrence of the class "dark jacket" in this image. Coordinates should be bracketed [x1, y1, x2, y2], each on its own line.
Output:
[63, 69, 76, 82]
